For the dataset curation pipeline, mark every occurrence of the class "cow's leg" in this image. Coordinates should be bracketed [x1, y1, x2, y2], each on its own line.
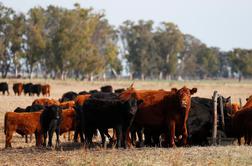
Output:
[237, 136, 241, 145]
[25, 135, 28, 143]
[182, 125, 188, 146]
[130, 128, 136, 146]
[48, 120, 57, 147]
[169, 121, 176, 147]
[55, 128, 60, 148]
[116, 125, 122, 148]
[5, 131, 13, 148]
[99, 129, 106, 148]
[43, 132, 47, 146]
[68, 131, 71, 141]
[137, 128, 144, 147]
[122, 126, 128, 149]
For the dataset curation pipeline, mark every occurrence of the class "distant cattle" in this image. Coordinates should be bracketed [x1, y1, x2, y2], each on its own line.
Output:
[31, 84, 42, 96]
[81, 92, 143, 148]
[4, 112, 42, 148]
[32, 98, 60, 106]
[41, 84, 50, 97]
[100, 85, 113, 93]
[40, 105, 62, 147]
[119, 86, 197, 147]
[23, 83, 33, 96]
[0, 82, 9, 95]
[60, 91, 78, 102]
[13, 83, 23, 96]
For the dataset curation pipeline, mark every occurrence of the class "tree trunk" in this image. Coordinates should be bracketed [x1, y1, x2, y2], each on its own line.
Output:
[141, 73, 145, 80]
[159, 72, 163, 80]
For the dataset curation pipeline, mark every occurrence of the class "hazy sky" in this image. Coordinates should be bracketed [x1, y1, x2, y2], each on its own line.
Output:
[1, 0, 251, 51]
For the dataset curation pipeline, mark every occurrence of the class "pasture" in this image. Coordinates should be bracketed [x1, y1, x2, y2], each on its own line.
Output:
[0, 79, 252, 165]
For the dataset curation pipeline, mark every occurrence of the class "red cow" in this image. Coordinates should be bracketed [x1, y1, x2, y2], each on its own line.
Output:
[119, 85, 197, 147]
[4, 112, 42, 148]
[41, 84, 50, 97]
[32, 98, 60, 106]
[13, 83, 23, 96]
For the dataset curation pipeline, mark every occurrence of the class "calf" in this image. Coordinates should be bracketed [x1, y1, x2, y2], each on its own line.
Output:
[13, 83, 23, 96]
[40, 105, 62, 147]
[0, 82, 9, 95]
[82, 93, 143, 148]
[4, 112, 42, 148]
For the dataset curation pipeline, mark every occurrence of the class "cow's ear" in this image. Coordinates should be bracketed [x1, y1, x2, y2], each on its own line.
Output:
[190, 88, 197, 95]
[226, 96, 231, 102]
[137, 99, 144, 106]
[171, 88, 178, 93]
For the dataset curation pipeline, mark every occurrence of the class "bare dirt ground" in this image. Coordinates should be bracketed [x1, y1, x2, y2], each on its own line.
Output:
[0, 79, 252, 166]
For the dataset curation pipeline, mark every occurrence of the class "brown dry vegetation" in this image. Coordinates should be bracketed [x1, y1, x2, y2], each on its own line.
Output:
[0, 79, 252, 166]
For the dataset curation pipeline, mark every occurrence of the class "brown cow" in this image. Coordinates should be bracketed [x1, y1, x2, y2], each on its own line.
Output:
[4, 112, 42, 148]
[59, 100, 75, 109]
[119, 86, 197, 147]
[41, 84, 50, 97]
[13, 83, 23, 96]
[32, 98, 60, 106]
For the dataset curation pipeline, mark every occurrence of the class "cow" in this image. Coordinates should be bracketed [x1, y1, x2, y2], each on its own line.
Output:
[114, 88, 125, 94]
[100, 85, 113, 93]
[31, 84, 42, 96]
[59, 100, 75, 109]
[4, 112, 42, 148]
[32, 98, 60, 106]
[78, 91, 89, 95]
[23, 83, 33, 96]
[89, 90, 99, 94]
[40, 105, 62, 147]
[60, 91, 78, 102]
[13, 83, 23, 96]
[41, 84, 50, 97]
[59, 108, 76, 141]
[81, 92, 143, 148]
[74, 94, 91, 143]
[119, 86, 197, 147]
[0, 82, 9, 95]
[13, 104, 44, 143]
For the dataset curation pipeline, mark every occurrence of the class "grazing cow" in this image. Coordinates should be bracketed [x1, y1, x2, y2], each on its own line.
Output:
[31, 84, 42, 96]
[114, 88, 125, 94]
[82, 92, 143, 148]
[0, 82, 9, 95]
[32, 98, 60, 106]
[41, 84, 50, 97]
[100, 85, 113, 93]
[4, 112, 42, 148]
[40, 105, 62, 147]
[13, 83, 23, 96]
[60, 91, 78, 102]
[119, 86, 197, 147]
[23, 83, 33, 96]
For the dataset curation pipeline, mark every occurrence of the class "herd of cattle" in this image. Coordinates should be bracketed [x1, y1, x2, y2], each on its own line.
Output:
[2, 83, 252, 149]
[0, 82, 50, 96]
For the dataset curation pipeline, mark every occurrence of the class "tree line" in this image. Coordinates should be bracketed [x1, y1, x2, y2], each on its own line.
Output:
[0, 3, 251, 80]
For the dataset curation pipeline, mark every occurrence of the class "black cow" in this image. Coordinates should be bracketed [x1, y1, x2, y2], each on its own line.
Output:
[81, 92, 143, 148]
[78, 91, 89, 95]
[60, 91, 78, 102]
[0, 82, 9, 95]
[40, 105, 62, 147]
[100, 85, 113, 93]
[31, 84, 42, 96]
[114, 88, 125, 94]
[23, 83, 33, 96]
[187, 96, 232, 146]
[89, 90, 99, 94]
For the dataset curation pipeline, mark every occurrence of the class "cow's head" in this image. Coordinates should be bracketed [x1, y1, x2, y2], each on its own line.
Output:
[123, 93, 143, 115]
[177, 86, 197, 110]
[45, 105, 62, 120]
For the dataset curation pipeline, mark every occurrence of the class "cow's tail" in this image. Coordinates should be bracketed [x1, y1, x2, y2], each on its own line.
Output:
[4, 113, 7, 135]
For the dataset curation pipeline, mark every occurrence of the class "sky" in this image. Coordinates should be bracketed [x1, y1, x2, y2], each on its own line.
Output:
[1, 0, 252, 51]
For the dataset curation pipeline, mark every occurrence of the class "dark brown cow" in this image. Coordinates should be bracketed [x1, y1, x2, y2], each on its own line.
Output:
[100, 85, 113, 93]
[41, 84, 50, 97]
[0, 82, 9, 95]
[119, 86, 197, 147]
[13, 83, 23, 96]
[4, 112, 42, 148]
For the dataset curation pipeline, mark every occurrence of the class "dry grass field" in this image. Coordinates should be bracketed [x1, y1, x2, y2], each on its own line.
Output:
[0, 79, 252, 166]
